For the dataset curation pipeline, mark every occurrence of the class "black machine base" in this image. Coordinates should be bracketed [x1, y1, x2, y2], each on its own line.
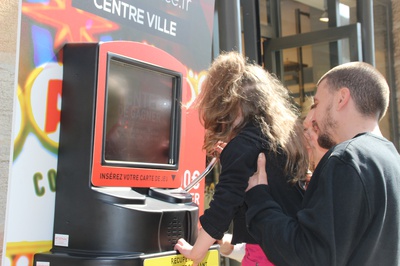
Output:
[34, 250, 182, 266]
[34, 251, 144, 266]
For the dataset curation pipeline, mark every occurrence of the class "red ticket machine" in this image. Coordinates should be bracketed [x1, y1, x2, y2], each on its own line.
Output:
[33, 41, 219, 265]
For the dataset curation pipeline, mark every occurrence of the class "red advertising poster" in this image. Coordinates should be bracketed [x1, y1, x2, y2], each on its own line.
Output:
[3, 1, 215, 265]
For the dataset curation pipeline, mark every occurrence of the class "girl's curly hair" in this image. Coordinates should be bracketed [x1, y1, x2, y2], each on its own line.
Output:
[194, 51, 309, 183]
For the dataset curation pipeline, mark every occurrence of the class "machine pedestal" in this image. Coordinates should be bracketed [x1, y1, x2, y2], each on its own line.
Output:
[34, 246, 220, 266]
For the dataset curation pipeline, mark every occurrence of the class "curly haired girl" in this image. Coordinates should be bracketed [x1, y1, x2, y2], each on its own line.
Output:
[175, 51, 309, 265]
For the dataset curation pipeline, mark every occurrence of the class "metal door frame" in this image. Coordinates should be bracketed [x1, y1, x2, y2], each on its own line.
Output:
[263, 23, 363, 79]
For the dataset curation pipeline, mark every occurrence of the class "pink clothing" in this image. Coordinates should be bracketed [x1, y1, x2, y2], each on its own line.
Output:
[241, 244, 274, 266]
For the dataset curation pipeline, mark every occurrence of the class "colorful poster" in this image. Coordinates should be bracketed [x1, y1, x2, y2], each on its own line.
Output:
[3, 1, 215, 265]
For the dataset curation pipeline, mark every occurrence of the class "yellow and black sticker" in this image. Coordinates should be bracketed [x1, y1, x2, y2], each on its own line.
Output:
[144, 249, 219, 266]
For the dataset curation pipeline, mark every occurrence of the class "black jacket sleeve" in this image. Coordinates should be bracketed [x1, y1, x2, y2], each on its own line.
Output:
[200, 134, 260, 240]
[245, 156, 369, 266]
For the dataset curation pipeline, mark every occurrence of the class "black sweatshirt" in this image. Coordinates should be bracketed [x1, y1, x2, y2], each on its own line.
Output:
[200, 123, 304, 244]
[246, 133, 400, 266]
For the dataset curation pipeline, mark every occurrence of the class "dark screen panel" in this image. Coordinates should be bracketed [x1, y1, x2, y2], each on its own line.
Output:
[103, 55, 180, 168]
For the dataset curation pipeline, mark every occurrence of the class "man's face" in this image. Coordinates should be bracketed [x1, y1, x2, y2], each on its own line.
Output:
[304, 108, 329, 170]
[303, 109, 317, 150]
[304, 109, 325, 152]
[312, 79, 338, 150]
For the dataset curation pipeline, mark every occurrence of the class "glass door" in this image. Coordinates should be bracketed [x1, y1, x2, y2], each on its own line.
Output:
[261, 0, 363, 116]
[263, 23, 362, 115]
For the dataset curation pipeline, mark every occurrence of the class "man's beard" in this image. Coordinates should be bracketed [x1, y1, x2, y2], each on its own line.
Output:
[316, 103, 337, 150]
[317, 132, 336, 149]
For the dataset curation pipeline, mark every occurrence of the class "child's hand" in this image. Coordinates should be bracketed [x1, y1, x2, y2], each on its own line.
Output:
[174, 238, 198, 265]
[217, 233, 234, 256]
[175, 238, 192, 255]
[175, 229, 215, 265]
[175, 237, 211, 266]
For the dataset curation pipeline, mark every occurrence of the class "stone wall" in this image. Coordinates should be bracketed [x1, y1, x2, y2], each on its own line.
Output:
[0, 0, 18, 258]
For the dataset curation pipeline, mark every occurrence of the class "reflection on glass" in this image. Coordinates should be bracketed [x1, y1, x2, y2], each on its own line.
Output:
[281, 40, 350, 115]
[104, 59, 174, 165]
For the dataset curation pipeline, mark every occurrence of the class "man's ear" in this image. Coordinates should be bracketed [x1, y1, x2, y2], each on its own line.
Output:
[337, 87, 350, 110]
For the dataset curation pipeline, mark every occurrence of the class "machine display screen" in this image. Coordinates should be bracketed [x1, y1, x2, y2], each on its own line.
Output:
[103, 54, 181, 169]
